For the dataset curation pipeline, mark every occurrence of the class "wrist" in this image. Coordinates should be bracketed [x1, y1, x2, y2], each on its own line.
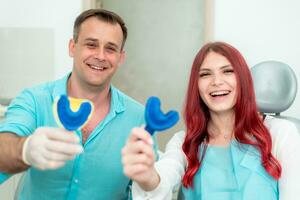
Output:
[21, 135, 32, 166]
[139, 168, 160, 191]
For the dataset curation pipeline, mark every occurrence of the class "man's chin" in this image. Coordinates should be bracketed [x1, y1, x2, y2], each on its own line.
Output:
[86, 80, 109, 90]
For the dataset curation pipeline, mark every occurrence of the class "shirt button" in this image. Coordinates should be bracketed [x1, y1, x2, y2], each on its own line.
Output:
[74, 179, 79, 183]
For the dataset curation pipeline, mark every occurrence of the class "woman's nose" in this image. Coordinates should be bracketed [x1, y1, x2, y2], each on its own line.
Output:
[212, 74, 224, 86]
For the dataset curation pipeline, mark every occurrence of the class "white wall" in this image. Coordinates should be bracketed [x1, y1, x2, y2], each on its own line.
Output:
[213, 0, 300, 118]
[102, 0, 205, 150]
[0, 1, 82, 198]
[0, 0, 82, 85]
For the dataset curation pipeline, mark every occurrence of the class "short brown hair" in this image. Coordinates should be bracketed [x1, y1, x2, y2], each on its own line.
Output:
[73, 9, 127, 49]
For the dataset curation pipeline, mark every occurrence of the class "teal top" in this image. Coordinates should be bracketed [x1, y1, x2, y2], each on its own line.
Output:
[182, 141, 278, 200]
[0, 74, 146, 200]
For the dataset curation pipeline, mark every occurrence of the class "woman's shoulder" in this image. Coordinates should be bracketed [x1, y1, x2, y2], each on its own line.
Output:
[264, 115, 300, 155]
[173, 130, 186, 140]
[165, 131, 186, 149]
[264, 116, 297, 137]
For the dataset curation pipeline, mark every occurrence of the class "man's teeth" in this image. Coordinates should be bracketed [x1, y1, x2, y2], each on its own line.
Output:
[89, 65, 104, 70]
[210, 91, 230, 96]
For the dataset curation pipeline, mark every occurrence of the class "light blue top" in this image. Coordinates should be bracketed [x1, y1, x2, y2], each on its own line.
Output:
[182, 141, 278, 200]
[0, 74, 146, 200]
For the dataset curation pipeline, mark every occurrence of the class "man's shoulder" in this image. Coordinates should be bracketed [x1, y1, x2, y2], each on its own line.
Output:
[25, 80, 54, 92]
[112, 87, 144, 111]
[20, 82, 51, 99]
[15, 77, 65, 105]
[111, 87, 145, 124]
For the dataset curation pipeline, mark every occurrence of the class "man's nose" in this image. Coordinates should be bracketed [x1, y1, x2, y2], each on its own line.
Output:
[95, 48, 105, 60]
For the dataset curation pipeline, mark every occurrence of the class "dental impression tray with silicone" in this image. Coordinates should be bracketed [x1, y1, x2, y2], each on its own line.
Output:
[53, 95, 94, 131]
[144, 96, 179, 135]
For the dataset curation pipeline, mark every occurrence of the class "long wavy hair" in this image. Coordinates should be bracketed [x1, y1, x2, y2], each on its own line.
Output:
[182, 42, 281, 188]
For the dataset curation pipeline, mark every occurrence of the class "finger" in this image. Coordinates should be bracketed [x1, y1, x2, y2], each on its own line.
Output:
[123, 140, 147, 156]
[42, 127, 80, 143]
[43, 150, 76, 162]
[45, 140, 83, 155]
[31, 156, 52, 170]
[122, 153, 154, 167]
[128, 127, 153, 145]
[34, 154, 66, 170]
[130, 165, 151, 177]
[45, 160, 66, 170]
[123, 164, 149, 177]
[125, 140, 155, 157]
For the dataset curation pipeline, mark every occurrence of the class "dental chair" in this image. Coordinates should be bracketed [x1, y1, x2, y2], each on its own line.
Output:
[251, 60, 300, 132]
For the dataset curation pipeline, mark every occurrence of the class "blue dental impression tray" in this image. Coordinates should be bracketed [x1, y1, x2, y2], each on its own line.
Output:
[144, 96, 179, 135]
[54, 95, 93, 131]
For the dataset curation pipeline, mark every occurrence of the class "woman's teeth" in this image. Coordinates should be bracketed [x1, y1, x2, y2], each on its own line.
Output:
[210, 91, 230, 97]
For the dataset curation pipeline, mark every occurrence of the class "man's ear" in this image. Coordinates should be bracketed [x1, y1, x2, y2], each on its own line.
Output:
[68, 39, 75, 58]
[118, 50, 126, 66]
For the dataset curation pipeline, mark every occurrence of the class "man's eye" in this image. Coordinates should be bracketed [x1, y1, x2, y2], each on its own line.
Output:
[106, 47, 117, 52]
[86, 43, 97, 48]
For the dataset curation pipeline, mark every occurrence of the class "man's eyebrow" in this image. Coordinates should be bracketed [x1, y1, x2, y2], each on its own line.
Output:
[84, 38, 98, 42]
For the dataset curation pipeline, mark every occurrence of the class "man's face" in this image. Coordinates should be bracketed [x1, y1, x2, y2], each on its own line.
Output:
[69, 17, 125, 89]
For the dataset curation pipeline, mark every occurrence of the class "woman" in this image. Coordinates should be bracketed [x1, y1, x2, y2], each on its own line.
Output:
[122, 42, 300, 200]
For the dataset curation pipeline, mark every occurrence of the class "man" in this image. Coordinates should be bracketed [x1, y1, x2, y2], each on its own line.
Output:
[0, 9, 149, 199]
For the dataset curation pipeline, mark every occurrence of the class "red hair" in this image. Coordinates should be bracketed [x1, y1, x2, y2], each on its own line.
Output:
[182, 42, 281, 188]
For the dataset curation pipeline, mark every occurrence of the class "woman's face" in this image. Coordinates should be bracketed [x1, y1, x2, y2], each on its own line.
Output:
[198, 51, 237, 115]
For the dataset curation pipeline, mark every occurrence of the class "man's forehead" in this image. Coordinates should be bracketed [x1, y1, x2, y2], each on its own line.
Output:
[80, 17, 122, 33]
[78, 19, 123, 45]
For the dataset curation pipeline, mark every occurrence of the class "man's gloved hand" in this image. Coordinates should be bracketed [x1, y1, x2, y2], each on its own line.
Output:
[22, 127, 83, 170]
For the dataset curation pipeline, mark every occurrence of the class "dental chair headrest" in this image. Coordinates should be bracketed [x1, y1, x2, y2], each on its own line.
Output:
[251, 61, 298, 114]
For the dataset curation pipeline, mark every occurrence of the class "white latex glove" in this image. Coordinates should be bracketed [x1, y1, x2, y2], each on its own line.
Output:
[22, 127, 83, 170]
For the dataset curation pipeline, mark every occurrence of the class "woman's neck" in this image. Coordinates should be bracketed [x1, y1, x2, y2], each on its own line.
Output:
[207, 111, 235, 146]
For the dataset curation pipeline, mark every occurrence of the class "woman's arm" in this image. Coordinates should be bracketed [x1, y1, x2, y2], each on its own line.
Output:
[122, 129, 186, 200]
[267, 117, 300, 200]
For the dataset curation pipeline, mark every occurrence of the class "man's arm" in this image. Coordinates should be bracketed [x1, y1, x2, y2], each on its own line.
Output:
[0, 132, 29, 174]
[0, 89, 35, 175]
[0, 89, 83, 176]
[0, 127, 84, 176]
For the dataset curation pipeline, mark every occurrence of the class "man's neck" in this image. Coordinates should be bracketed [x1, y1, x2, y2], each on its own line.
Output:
[67, 74, 112, 144]
[67, 74, 111, 108]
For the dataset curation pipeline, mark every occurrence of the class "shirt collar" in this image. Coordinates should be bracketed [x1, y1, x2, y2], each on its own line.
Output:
[52, 73, 70, 99]
[51, 73, 125, 114]
[110, 85, 125, 114]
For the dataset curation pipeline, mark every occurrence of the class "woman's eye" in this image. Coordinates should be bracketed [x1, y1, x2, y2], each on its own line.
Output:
[224, 69, 234, 74]
[199, 72, 210, 77]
